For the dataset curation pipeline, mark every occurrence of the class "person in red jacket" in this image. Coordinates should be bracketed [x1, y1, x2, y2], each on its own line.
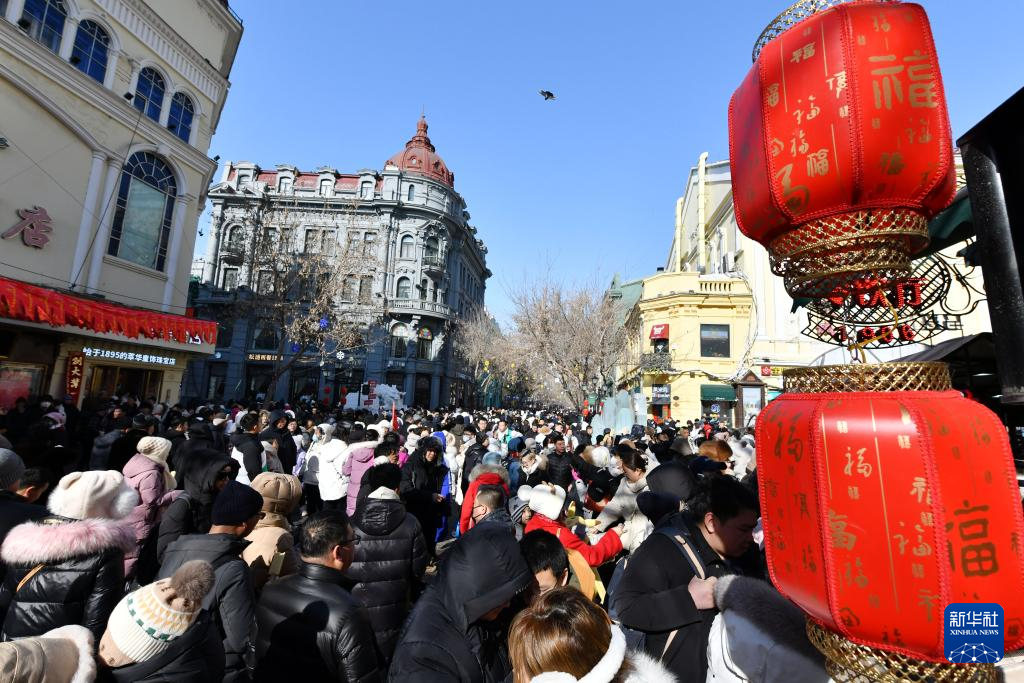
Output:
[520, 483, 624, 567]
[459, 458, 510, 534]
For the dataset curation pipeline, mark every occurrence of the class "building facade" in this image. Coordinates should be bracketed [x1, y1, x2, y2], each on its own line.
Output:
[185, 117, 490, 409]
[0, 0, 242, 407]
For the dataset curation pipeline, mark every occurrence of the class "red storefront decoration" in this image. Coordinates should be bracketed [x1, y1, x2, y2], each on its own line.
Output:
[729, 1, 957, 297]
[649, 324, 670, 340]
[65, 352, 84, 403]
[0, 276, 217, 345]
[756, 364, 1024, 663]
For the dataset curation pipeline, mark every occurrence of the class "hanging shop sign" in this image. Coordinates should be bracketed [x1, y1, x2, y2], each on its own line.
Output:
[801, 255, 981, 348]
[2, 207, 53, 248]
[247, 353, 282, 362]
[83, 347, 176, 365]
[651, 384, 671, 405]
[649, 324, 670, 340]
[65, 352, 84, 403]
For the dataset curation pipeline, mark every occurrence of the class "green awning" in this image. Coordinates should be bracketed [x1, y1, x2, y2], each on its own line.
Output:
[700, 384, 735, 402]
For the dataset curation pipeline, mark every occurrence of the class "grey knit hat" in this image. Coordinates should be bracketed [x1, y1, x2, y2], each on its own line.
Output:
[0, 449, 25, 491]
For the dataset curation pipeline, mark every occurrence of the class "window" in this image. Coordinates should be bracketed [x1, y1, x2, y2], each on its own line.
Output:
[407, 185, 415, 201]
[226, 225, 243, 249]
[417, 331, 432, 360]
[21, 0, 67, 54]
[215, 321, 234, 348]
[71, 20, 109, 83]
[700, 324, 730, 358]
[391, 324, 409, 358]
[320, 179, 332, 196]
[304, 228, 320, 254]
[134, 67, 165, 122]
[252, 323, 279, 350]
[359, 275, 373, 304]
[419, 278, 428, 301]
[396, 277, 412, 299]
[360, 181, 372, 198]
[237, 172, 251, 186]
[399, 235, 414, 258]
[278, 176, 292, 193]
[362, 233, 376, 257]
[257, 271, 274, 294]
[167, 92, 194, 143]
[341, 276, 358, 301]
[222, 267, 239, 290]
[107, 152, 177, 271]
[345, 232, 360, 256]
[424, 237, 439, 261]
[262, 228, 277, 251]
[281, 228, 294, 253]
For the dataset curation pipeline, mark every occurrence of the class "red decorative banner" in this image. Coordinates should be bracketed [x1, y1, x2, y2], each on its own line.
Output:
[0, 276, 217, 345]
[65, 352, 84, 403]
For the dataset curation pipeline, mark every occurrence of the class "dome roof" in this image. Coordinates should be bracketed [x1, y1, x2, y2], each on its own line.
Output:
[384, 116, 454, 187]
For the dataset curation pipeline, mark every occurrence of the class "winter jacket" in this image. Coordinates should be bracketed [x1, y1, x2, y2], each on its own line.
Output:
[108, 428, 148, 474]
[311, 424, 346, 501]
[156, 454, 238, 563]
[388, 525, 533, 683]
[475, 508, 516, 535]
[172, 425, 215, 484]
[102, 609, 226, 682]
[0, 624, 96, 683]
[613, 514, 734, 683]
[706, 575, 827, 683]
[525, 513, 622, 568]
[544, 449, 575, 490]
[89, 429, 123, 470]
[343, 445, 376, 516]
[459, 464, 510, 534]
[230, 432, 265, 485]
[242, 474, 302, 591]
[399, 451, 448, 543]
[0, 491, 45, 552]
[335, 439, 377, 498]
[121, 453, 178, 578]
[259, 411, 297, 475]
[255, 561, 381, 683]
[158, 533, 255, 683]
[0, 516, 133, 642]
[345, 489, 428, 661]
[596, 476, 652, 555]
[525, 625, 678, 683]
[460, 444, 488, 495]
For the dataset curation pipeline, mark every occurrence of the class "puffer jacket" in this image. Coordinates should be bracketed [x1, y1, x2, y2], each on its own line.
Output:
[121, 453, 178, 578]
[243, 473, 302, 590]
[388, 525, 533, 683]
[596, 475, 652, 554]
[172, 423, 215, 484]
[525, 512, 622, 568]
[255, 561, 380, 683]
[343, 445, 377, 516]
[0, 516, 133, 642]
[230, 431, 265, 485]
[345, 489, 427, 661]
[260, 410, 297, 475]
[399, 450, 448, 545]
[157, 454, 238, 563]
[545, 449, 575, 490]
[312, 424, 348, 502]
[104, 608, 225, 682]
[459, 464, 510, 534]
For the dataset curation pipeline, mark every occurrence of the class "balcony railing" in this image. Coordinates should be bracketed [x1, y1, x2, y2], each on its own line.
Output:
[423, 254, 445, 273]
[388, 299, 453, 318]
[221, 242, 245, 265]
[640, 352, 675, 373]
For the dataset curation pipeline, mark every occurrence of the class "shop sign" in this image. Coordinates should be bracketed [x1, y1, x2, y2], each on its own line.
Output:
[247, 353, 282, 362]
[649, 324, 670, 340]
[65, 353, 84, 402]
[2, 207, 52, 248]
[83, 347, 175, 365]
[760, 365, 786, 377]
[651, 384, 671, 405]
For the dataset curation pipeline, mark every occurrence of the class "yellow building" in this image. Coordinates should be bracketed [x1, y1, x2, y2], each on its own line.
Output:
[0, 0, 242, 406]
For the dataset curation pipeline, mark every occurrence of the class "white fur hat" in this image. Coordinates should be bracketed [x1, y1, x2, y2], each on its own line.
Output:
[48, 471, 138, 521]
[375, 420, 392, 434]
[589, 446, 611, 469]
[518, 483, 566, 521]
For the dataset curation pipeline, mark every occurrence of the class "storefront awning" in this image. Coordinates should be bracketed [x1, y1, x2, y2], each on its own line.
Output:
[0, 275, 217, 347]
[700, 384, 735, 402]
[649, 324, 670, 340]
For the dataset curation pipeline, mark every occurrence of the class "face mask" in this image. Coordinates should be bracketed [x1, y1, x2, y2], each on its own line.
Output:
[312, 434, 321, 443]
[39, 402, 51, 409]
[522, 461, 538, 475]
[608, 460, 624, 477]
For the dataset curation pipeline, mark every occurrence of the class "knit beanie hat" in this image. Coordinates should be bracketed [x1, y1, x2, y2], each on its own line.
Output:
[0, 449, 25, 491]
[137, 437, 172, 465]
[100, 560, 215, 667]
[250, 472, 302, 516]
[48, 470, 137, 520]
[519, 483, 566, 521]
[211, 481, 264, 526]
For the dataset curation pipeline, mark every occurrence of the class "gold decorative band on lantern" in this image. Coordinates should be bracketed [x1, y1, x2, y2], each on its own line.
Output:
[751, 0, 847, 61]
[767, 209, 930, 298]
[783, 362, 951, 393]
[806, 621, 996, 683]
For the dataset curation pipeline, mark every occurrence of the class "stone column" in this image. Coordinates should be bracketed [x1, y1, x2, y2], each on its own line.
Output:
[161, 195, 191, 310]
[69, 150, 108, 288]
[4, 0, 26, 25]
[430, 374, 441, 410]
[58, 16, 77, 60]
[86, 157, 124, 293]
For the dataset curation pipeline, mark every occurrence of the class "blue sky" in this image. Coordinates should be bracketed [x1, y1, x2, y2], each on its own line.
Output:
[197, 0, 1023, 323]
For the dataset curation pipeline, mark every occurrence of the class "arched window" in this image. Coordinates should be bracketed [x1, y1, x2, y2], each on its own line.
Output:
[360, 181, 372, 199]
[134, 67, 165, 122]
[417, 328, 433, 360]
[167, 92, 195, 143]
[21, 0, 67, 53]
[70, 20, 110, 83]
[226, 225, 243, 249]
[424, 237, 439, 260]
[396, 277, 412, 299]
[320, 179, 332, 196]
[107, 152, 177, 271]
[407, 185, 415, 202]
[419, 278, 428, 301]
[399, 235, 414, 259]
[278, 176, 292, 193]
[391, 324, 409, 358]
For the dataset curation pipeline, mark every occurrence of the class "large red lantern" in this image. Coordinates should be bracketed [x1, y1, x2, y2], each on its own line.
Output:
[729, 1, 957, 297]
[757, 363, 1024, 676]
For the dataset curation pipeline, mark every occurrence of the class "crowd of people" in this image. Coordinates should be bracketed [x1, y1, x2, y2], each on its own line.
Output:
[0, 392, 835, 682]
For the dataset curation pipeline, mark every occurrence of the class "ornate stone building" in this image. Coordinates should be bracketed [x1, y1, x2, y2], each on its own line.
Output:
[186, 117, 490, 408]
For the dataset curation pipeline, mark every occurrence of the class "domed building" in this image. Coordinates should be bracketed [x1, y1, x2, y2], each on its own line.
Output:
[187, 117, 489, 408]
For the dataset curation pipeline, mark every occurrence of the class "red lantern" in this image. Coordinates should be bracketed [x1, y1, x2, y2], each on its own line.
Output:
[756, 363, 1024, 665]
[729, 1, 957, 297]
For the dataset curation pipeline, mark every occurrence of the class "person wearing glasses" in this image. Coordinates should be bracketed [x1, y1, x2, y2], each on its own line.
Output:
[255, 509, 380, 682]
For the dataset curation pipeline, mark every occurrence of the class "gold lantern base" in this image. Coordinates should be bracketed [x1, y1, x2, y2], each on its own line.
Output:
[782, 362, 951, 393]
[807, 621, 997, 683]
[768, 208, 930, 299]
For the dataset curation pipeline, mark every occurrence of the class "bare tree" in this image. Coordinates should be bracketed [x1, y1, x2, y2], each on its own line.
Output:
[508, 276, 626, 409]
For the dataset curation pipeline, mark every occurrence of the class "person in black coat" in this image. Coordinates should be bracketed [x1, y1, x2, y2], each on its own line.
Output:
[399, 438, 448, 556]
[156, 454, 238, 563]
[388, 524, 533, 682]
[90, 416, 132, 470]
[171, 422, 215, 480]
[612, 476, 761, 683]
[543, 434, 574, 491]
[108, 415, 151, 474]
[260, 410, 297, 476]
[230, 413, 265, 484]
[460, 433, 489, 496]
[0, 470, 138, 643]
[255, 509, 381, 682]
[345, 464, 427, 662]
[0, 450, 45, 546]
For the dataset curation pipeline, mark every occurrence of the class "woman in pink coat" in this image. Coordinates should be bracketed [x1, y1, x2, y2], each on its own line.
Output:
[120, 436, 178, 580]
[344, 441, 399, 515]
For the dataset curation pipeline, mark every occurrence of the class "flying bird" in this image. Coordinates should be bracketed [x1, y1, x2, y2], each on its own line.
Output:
[539, 90, 556, 101]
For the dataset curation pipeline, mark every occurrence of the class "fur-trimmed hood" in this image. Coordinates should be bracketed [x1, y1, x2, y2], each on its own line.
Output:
[1, 517, 135, 565]
[468, 463, 510, 486]
[530, 626, 676, 682]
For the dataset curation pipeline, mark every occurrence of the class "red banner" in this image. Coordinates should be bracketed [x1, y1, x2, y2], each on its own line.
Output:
[0, 276, 216, 345]
[65, 353, 84, 403]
